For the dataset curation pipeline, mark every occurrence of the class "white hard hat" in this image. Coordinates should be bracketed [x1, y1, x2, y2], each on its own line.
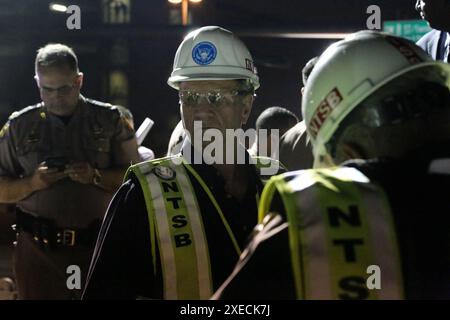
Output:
[168, 26, 259, 90]
[302, 30, 450, 166]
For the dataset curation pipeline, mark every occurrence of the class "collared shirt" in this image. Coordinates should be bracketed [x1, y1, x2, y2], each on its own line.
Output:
[0, 95, 140, 227]
[83, 151, 273, 299]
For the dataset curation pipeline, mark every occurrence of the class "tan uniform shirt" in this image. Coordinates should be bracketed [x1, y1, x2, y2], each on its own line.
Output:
[0, 96, 140, 228]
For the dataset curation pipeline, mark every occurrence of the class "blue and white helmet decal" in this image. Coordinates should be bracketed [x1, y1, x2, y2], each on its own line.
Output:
[192, 41, 217, 65]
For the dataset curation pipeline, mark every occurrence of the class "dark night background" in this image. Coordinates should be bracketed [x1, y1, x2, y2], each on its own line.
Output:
[0, 0, 420, 156]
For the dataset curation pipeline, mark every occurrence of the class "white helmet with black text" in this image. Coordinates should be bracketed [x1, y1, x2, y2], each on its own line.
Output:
[168, 26, 260, 90]
[302, 30, 450, 167]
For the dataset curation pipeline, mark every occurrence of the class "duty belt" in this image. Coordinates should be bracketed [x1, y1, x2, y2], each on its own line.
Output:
[14, 208, 101, 249]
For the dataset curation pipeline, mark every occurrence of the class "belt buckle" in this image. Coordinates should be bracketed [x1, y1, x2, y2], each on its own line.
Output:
[57, 229, 76, 246]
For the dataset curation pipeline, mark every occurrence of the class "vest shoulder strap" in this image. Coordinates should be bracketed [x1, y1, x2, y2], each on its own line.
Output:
[127, 155, 212, 299]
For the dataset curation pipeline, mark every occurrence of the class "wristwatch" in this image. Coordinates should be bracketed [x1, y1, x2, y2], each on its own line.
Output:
[93, 168, 102, 186]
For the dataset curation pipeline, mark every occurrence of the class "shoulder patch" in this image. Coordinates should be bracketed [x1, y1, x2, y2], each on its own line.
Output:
[153, 165, 176, 180]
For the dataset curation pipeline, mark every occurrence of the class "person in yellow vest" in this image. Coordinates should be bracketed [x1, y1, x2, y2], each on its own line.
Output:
[213, 31, 450, 300]
[82, 26, 283, 299]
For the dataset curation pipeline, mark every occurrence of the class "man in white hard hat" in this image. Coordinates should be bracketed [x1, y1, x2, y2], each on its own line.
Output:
[214, 31, 450, 300]
[82, 26, 283, 299]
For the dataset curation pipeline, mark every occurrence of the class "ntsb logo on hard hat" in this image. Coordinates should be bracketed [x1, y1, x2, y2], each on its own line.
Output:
[192, 41, 217, 65]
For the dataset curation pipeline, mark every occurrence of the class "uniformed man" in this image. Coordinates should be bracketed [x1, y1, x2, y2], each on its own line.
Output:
[214, 31, 450, 300]
[83, 26, 283, 300]
[0, 43, 140, 299]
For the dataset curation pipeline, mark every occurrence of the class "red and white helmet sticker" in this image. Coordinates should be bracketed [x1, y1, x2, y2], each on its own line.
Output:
[385, 36, 424, 65]
[309, 87, 343, 139]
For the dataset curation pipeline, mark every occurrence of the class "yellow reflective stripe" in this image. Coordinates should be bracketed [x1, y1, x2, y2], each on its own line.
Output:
[361, 185, 404, 299]
[146, 171, 179, 299]
[274, 171, 332, 299]
[176, 165, 213, 299]
[257, 177, 277, 223]
[183, 160, 242, 257]
[272, 176, 306, 300]
[127, 163, 158, 276]
[255, 192, 260, 213]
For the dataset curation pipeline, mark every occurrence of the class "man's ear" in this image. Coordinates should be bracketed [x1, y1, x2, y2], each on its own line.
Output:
[240, 94, 254, 125]
[77, 72, 84, 88]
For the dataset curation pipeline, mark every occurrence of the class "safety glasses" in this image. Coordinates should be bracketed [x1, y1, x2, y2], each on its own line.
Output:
[178, 89, 252, 108]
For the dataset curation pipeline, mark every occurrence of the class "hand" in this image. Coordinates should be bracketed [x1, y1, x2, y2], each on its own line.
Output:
[65, 162, 95, 185]
[30, 162, 69, 191]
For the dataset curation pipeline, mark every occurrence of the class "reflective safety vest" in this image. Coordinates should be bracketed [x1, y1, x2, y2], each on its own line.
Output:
[258, 167, 404, 300]
[125, 153, 283, 299]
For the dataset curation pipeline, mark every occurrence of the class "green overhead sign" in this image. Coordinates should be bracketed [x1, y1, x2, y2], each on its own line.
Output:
[383, 20, 432, 42]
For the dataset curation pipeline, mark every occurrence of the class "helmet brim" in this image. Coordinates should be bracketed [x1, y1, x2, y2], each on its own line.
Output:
[168, 74, 260, 90]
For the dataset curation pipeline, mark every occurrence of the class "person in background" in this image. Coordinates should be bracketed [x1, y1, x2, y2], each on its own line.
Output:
[278, 57, 318, 170]
[416, 0, 450, 61]
[248, 106, 298, 159]
[0, 43, 140, 299]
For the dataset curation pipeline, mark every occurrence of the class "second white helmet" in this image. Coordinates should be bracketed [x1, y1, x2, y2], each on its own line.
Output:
[302, 30, 450, 166]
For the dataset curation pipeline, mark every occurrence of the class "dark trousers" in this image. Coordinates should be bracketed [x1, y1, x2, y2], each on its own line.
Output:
[14, 232, 94, 300]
